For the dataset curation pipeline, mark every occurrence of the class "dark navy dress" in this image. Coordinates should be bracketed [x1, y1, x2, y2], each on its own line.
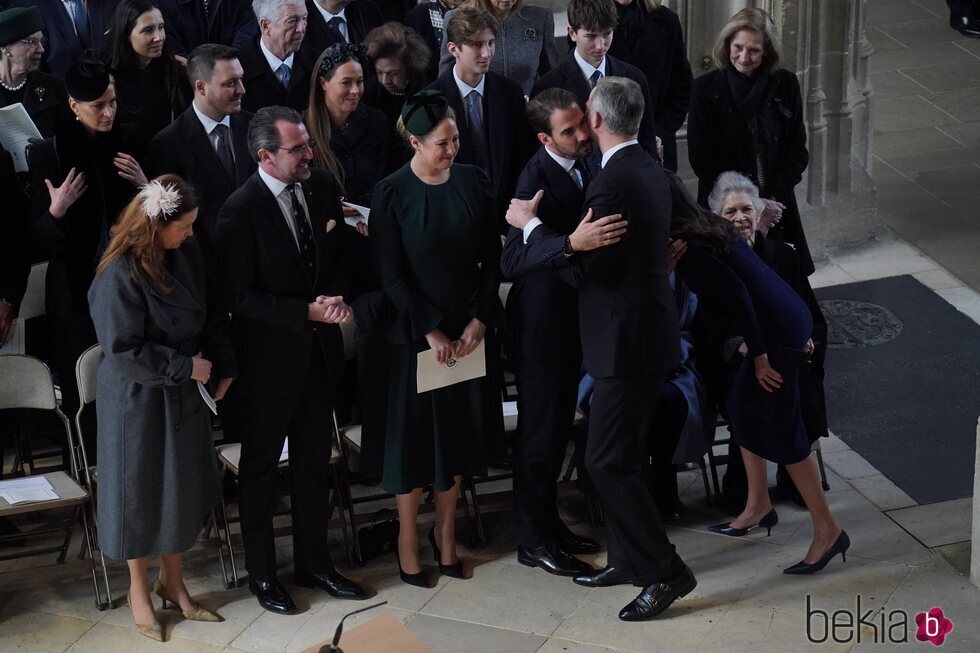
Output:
[677, 238, 813, 464]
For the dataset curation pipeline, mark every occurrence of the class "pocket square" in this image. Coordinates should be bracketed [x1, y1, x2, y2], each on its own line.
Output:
[326, 219, 337, 233]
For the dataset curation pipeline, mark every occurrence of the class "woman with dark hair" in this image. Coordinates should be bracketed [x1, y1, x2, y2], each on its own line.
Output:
[364, 22, 432, 131]
[608, 0, 692, 172]
[104, 0, 191, 137]
[89, 174, 235, 641]
[665, 171, 848, 576]
[27, 59, 148, 456]
[687, 7, 813, 274]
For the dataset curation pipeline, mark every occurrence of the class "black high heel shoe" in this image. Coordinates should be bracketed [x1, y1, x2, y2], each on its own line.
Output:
[784, 530, 850, 575]
[708, 508, 779, 537]
[428, 527, 465, 579]
[394, 546, 431, 588]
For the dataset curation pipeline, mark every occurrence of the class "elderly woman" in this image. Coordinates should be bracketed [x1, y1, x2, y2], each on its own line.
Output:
[27, 59, 148, 457]
[687, 7, 813, 274]
[364, 91, 503, 588]
[104, 0, 191, 137]
[89, 175, 234, 641]
[439, 0, 559, 96]
[665, 171, 847, 575]
[0, 6, 73, 138]
[364, 22, 432, 132]
[708, 171, 829, 506]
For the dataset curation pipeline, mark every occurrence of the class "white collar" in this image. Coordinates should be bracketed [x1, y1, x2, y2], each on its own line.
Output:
[452, 64, 485, 99]
[192, 101, 231, 134]
[259, 38, 295, 73]
[258, 166, 295, 198]
[600, 139, 639, 168]
[573, 48, 606, 83]
[313, 3, 347, 26]
[543, 145, 576, 174]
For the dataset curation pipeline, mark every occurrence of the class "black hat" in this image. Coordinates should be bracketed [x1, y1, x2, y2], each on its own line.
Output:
[0, 6, 44, 48]
[401, 90, 451, 137]
[65, 59, 112, 102]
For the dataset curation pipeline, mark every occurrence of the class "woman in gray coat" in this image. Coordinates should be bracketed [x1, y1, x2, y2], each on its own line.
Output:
[440, 0, 559, 95]
[88, 175, 236, 641]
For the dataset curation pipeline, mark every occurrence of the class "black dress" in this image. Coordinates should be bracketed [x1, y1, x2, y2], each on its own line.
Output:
[113, 59, 191, 138]
[365, 162, 504, 494]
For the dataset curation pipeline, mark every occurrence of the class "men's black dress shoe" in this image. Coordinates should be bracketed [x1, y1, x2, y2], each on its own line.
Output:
[618, 566, 697, 621]
[555, 524, 601, 554]
[572, 565, 634, 588]
[951, 12, 980, 37]
[518, 542, 594, 577]
[249, 577, 297, 615]
[295, 570, 369, 600]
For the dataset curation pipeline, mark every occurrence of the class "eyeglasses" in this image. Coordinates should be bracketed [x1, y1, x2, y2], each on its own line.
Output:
[20, 37, 47, 49]
[277, 139, 316, 155]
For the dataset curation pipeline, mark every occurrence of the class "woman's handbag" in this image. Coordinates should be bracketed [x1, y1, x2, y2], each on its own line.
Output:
[356, 508, 399, 562]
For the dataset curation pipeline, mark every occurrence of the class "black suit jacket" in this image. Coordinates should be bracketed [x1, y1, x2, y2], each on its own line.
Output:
[239, 38, 314, 113]
[215, 169, 350, 401]
[530, 53, 659, 159]
[18, 72, 73, 138]
[14, 0, 118, 78]
[0, 146, 28, 307]
[148, 107, 256, 265]
[425, 70, 531, 229]
[530, 144, 679, 379]
[403, 3, 442, 83]
[156, 0, 259, 56]
[303, 0, 383, 56]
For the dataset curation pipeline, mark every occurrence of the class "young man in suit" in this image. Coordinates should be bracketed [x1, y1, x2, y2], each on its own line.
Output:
[239, 0, 313, 112]
[11, 0, 118, 78]
[303, 0, 383, 55]
[149, 44, 256, 269]
[215, 106, 367, 615]
[506, 77, 695, 622]
[530, 0, 659, 160]
[501, 88, 628, 578]
[156, 0, 259, 57]
[425, 6, 530, 231]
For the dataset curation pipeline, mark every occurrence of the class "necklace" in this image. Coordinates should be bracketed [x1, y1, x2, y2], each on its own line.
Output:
[0, 77, 27, 92]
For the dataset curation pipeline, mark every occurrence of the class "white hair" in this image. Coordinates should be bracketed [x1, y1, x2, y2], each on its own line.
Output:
[252, 0, 304, 23]
[708, 171, 765, 216]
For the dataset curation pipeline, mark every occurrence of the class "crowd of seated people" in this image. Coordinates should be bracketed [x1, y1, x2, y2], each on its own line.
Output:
[0, 0, 845, 638]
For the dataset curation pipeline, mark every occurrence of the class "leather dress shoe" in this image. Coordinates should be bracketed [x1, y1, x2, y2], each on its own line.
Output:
[572, 565, 634, 588]
[555, 524, 600, 554]
[518, 541, 594, 577]
[295, 569, 369, 600]
[951, 11, 980, 37]
[248, 577, 297, 615]
[618, 566, 697, 621]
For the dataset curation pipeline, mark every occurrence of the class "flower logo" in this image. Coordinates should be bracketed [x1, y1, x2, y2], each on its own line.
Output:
[915, 607, 953, 646]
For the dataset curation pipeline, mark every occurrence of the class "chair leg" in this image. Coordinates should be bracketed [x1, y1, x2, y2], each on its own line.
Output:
[79, 505, 110, 610]
[329, 466, 355, 568]
[696, 460, 713, 506]
[335, 460, 363, 566]
[209, 508, 232, 589]
[217, 495, 240, 588]
[462, 478, 485, 548]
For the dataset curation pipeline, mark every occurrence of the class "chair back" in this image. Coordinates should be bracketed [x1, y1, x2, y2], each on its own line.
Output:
[19, 262, 48, 320]
[339, 318, 357, 362]
[75, 345, 102, 406]
[499, 281, 512, 309]
[0, 355, 58, 411]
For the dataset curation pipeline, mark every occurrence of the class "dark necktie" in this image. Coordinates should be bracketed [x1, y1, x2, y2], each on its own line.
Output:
[286, 185, 316, 276]
[589, 70, 602, 89]
[212, 123, 236, 184]
[573, 158, 592, 190]
[277, 63, 291, 88]
[67, 0, 90, 48]
[466, 90, 488, 171]
[327, 16, 346, 43]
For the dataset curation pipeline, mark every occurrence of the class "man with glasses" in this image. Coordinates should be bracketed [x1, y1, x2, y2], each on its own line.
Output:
[215, 105, 368, 615]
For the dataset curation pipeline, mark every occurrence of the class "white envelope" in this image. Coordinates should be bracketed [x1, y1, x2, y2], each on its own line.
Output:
[416, 340, 487, 393]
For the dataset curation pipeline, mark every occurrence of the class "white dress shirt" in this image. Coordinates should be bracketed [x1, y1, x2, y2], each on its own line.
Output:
[600, 139, 640, 168]
[312, 3, 349, 42]
[192, 102, 233, 157]
[452, 65, 486, 102]
[573, 48, 607, 85]
[259, 38, 295, 77]
[258, 167, 310, 249]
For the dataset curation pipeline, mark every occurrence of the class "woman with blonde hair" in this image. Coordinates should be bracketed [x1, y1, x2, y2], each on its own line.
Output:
[687, 7, 814, 274]
[88, 174, 236, 641]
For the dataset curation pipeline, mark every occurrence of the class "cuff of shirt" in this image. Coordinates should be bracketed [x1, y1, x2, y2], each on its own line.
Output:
[522, 217, 542, 244]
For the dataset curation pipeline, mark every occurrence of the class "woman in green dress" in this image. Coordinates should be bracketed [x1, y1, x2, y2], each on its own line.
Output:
[369, 91, 503, 587]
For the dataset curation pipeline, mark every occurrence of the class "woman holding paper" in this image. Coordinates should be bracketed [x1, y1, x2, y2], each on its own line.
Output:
[88, 174, 235, 641]
[367, 90, 503, 588]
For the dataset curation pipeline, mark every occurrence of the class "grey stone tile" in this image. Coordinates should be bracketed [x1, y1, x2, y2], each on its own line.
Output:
[945, 192, 980, 219]
[0, 606, 95, 652]
[939, 120, 980, 146]
[887, 497, 973, 548]
[870, 70, 931, 99]
[932, 541, 972, 578]
[164, 581, 262, 648]
[697, 603, 854, 652]
[871, 41, 977, 74]
[536, 639, 626, 653]
[954, 36, 980, 57]
[911, 165, 980, 199]
[903, 61, 980, 93]
[286, 607, 415, 653]
[881, 562, 980, 646]
[912, 268, 967, 290]
[227, 607, 318, 653]
[405, 614, 546, 653]
[935, 285, 980, 323]
[878, 18, 970, 47]
[882, 145, 980, 174]
[866, 0, 938, 27]
[929, 87, 980, 122]
[867, 26, 905, 51]
[849, 474, 918, 511]
[873, 126, 963, 157]
[874, 96, 959, 132]
[67, 622, 225, 652]
[809, 262, 856, 289]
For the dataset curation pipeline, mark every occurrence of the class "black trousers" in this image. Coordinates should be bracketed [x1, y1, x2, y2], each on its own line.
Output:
[234, 345, 337, 582]
[588, 375, 686, 584]
[512, 351, 581, 548]
[647, 382, 687, 513]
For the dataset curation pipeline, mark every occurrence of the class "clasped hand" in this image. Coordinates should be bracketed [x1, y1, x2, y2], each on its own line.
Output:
[308, 295, 352, 324]
[425, 318, 485, 365]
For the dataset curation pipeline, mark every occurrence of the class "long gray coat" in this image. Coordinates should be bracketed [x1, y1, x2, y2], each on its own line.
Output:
[88, 240, 236, 560]
[440, 5, 559, 96]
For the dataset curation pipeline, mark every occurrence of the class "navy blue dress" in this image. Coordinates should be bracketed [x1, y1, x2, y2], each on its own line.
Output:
[677, 238, 813, 464]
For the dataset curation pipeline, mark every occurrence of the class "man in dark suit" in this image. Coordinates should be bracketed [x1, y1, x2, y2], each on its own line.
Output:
[149, 44, 256, 269]
[303, 0, 382, 56]
[501, 88, 628, 578]
[506, 77, 695, 622]
[11, 0, 118, 78]
[239, 0, 313, 112]
[530, 0, 659, 160]
[424, 6, 530, 230]
[156, 0, 259, 56]
[215, 106, 367, 615]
